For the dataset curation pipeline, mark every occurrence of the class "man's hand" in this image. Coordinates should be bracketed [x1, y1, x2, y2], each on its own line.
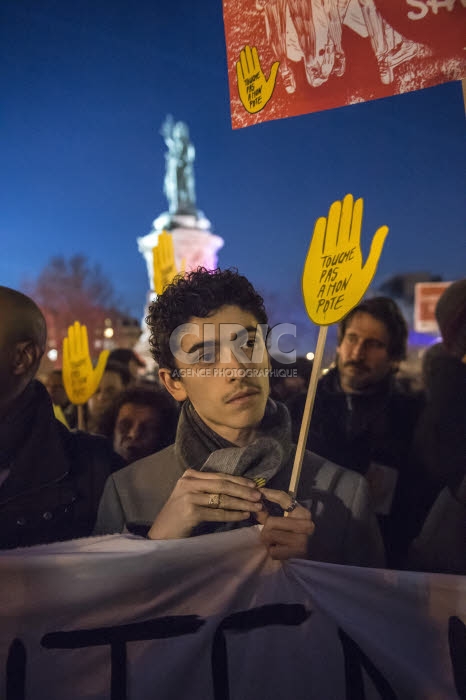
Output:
[152, 231, 184, 295]
[256, 487, 314, 560]
[302, 194, 389, 325]
[147, 469, 263, 540]
[236, 45, 279, 114]
[62, 321, 109, 405]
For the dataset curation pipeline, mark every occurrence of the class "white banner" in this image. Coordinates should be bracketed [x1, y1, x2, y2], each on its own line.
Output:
[1, 527, 464, 699]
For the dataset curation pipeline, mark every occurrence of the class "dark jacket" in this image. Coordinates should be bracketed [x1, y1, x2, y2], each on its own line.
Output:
[0, 381, 124, 549]
[412, 350, 466, 496]
[406, 477, 466, 575]
[402, 350, 466, 573]
[288, 368, 424, 476]
[287, 368, 425, 566]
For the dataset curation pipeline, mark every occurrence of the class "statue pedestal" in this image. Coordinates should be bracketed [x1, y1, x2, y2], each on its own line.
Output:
[137, 212, 224, 291]
[134, 212, 224, 371]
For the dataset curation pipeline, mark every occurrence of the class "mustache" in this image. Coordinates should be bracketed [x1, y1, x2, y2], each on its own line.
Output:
[343, 361, 370, 371]
[224, 381, 262, 403]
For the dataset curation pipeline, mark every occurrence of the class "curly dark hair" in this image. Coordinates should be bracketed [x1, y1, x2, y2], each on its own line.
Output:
[337, 296, 408, 361]
[146, 268, 268, 370]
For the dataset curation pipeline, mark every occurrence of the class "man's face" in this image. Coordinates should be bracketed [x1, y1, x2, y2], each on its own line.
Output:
[0, 324, 15, 404]
[0, 304, 44, 416]
[128, 358, 141, 380]
[337, 312, 395, 393]
[113, 403, 161, 463]
[88, 370, 124, 416]
[160, 305, 270, 446]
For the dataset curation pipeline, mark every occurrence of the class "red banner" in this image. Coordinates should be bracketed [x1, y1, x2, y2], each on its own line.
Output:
[222, 0, 466, 128]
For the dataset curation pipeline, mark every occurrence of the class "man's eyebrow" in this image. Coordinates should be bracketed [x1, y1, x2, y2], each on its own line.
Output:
[186, 339, 218, 355]
[233, 325, 262, 337]
[186, 326, 262, 353]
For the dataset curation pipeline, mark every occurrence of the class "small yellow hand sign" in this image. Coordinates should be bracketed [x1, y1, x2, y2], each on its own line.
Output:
[236, 45, 279, 114]
[302, 194, 389, 325]
[62, 321, 109, 405]
[152, 231, 184, 296]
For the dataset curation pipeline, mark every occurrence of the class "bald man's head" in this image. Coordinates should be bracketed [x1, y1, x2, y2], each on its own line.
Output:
[0, 287, 47, 413]
[0, 286, 47, 349]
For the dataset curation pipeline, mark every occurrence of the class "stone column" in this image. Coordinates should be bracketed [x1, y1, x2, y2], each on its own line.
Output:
[137, 212, 224, 291]
[134, 212, 224, 372]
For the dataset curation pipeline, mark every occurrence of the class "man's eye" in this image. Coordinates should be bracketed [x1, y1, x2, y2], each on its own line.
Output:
[240, 339, 256, 357]
[200, 351, 215, 363]
[366, 340, 385, 350]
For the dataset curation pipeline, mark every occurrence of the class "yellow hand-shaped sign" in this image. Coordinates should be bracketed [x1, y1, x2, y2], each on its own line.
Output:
[236, 45, 279, 114]
[62, 321, 109, 405]
[152, 231, 184, 295]
[302, 194, 389, 325]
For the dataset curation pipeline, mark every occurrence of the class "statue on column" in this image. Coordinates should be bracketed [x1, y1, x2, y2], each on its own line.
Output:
[161, 115, 197, 216]
[136, 116, 224, 370]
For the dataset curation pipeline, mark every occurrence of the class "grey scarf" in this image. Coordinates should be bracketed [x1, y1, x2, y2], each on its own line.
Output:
[175, 399, 293, 485]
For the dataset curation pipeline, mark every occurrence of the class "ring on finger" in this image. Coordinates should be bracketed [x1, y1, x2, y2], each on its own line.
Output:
[284, 496, 297, 513]
[207, 493, 221, 508]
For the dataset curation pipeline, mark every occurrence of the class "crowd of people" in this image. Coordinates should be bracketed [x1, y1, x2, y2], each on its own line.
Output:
[0, 272, 464, 573]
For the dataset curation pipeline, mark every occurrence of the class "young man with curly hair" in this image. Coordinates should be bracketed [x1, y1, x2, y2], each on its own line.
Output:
[95, 269, 384, 566]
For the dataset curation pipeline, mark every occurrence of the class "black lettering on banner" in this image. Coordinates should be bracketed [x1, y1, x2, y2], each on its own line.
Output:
[448, 616, 466, 699]
[211, 603, 311, 700]
[7, 611, 425, 700]
[338, 628, 398, 700]
[41, 615, 204, 700]
[6, 639, 26, 700]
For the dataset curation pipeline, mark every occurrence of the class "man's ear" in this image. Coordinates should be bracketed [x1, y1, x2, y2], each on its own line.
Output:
[158, 367, 188, 402]
[12, 341, 42, 376]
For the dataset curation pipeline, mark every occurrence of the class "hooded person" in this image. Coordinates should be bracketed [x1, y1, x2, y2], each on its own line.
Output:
[407, 280, 466, 574]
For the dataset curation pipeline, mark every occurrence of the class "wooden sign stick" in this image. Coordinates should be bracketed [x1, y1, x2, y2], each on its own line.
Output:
[287, 325, 328, 500]
[77, 405, 85, 431]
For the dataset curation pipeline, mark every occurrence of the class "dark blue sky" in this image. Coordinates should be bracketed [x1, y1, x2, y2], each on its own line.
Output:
[1, 0, 465, 326]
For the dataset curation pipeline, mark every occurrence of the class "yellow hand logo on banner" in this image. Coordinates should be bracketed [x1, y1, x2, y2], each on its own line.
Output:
[152, 231, 185, 296]
[302, 194, 389, 325]
[236, 45, 279, 114]
[62, 321, 109, 405]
